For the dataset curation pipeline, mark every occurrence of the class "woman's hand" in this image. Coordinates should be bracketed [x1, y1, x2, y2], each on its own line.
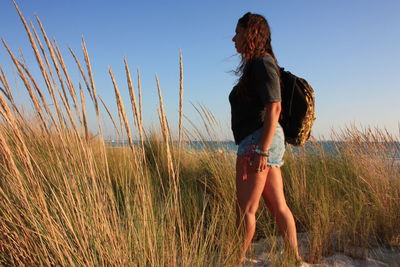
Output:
[250, 153, 268, 172]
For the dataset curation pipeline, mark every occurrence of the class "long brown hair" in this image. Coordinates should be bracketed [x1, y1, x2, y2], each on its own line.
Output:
[235, 12, 278, 96]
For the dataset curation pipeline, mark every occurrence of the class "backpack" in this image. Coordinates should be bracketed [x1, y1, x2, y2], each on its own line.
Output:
[278, 68, 316, 146]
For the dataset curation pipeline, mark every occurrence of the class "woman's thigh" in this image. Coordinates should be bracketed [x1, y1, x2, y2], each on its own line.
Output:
[261, 167, 288, 215]
[236, 156, 269, 213]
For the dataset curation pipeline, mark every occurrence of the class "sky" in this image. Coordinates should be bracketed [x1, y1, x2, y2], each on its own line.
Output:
[1, 0, 399, 140]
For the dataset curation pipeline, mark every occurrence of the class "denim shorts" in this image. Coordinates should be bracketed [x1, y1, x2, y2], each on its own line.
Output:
[237, 124, 285, 167]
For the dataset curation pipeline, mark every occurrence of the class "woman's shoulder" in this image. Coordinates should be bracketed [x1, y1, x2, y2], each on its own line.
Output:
[252, 55, 278, 74]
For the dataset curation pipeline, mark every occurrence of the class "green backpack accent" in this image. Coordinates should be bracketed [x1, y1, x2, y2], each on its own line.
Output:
[279, 68, 316, 146]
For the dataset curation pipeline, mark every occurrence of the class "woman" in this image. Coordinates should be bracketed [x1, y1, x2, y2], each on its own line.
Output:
[229, 12, 302, 265]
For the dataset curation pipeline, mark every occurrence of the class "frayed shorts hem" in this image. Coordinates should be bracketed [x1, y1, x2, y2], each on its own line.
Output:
[266, 162, 284, 168]
[236, 124, 285, 167]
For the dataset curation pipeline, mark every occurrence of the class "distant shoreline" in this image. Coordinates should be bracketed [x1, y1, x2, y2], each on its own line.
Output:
[104, 140, 400, 161]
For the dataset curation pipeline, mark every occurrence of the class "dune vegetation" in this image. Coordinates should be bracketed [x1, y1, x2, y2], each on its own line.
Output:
[1, 3, 399, 266]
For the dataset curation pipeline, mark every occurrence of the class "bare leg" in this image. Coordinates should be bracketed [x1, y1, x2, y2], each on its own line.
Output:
[261, 167, 301, 260]
[236, 156, 269, 262]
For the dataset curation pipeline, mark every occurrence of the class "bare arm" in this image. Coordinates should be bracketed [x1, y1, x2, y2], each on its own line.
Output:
[250, 102, 281, 172]
[259, 101, 281, 152]
[250, 56, 281, 171]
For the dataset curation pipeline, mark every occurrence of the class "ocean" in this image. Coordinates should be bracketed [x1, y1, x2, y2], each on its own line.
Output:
[104, 140, 400, 161]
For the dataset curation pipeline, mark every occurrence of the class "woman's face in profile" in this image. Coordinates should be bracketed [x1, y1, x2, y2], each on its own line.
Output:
[232, 24, 246, 54]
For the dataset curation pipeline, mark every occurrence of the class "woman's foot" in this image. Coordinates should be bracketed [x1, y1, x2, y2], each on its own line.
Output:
[295, 259, 308, 267]
[277, 250, 305, 266]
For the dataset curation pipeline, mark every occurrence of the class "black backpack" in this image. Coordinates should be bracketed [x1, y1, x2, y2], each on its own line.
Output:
[279, 68, 316, 146]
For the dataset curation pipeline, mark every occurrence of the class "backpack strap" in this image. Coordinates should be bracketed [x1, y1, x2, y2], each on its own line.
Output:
[288, 76, 297, 117]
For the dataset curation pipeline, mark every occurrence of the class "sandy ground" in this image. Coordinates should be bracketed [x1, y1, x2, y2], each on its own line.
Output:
[242, 233, 400, 267]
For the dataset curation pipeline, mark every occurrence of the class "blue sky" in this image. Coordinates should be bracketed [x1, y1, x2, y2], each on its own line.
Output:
[1, 0, 399, 140]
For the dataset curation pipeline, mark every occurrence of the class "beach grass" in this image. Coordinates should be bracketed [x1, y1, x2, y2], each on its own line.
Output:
[0, 4, 399, 266]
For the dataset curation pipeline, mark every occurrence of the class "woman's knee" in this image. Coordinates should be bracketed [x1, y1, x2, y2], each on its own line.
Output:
[274, 204, 291, 218]
[239, 202, 259, 216]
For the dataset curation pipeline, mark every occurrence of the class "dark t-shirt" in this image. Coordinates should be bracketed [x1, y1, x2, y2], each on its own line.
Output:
[229, 55, 281, 144]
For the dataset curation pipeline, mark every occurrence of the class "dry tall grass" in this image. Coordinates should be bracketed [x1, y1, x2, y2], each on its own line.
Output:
[0, 3, 399, 267]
